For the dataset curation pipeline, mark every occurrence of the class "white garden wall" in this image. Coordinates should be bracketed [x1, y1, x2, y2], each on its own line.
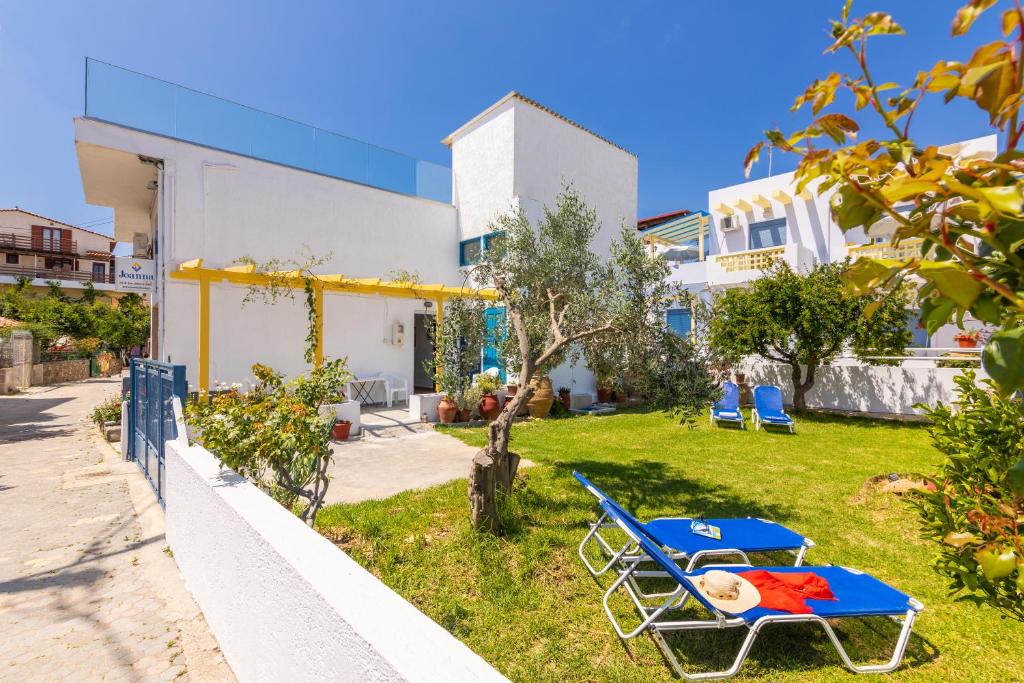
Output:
[165, 439, 508, 683]
[741, 362, 985, 416]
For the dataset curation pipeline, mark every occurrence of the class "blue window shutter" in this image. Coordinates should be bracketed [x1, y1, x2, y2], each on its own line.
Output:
[667, 308, 692, 337]
[748, 218, 787, 250]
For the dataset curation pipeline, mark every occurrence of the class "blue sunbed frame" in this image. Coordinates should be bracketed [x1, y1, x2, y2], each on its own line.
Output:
[709, 381, 745, 428]
[573, 472, 813, 582]
[752, 384, 795, 433]
[598, 500, 923, 680]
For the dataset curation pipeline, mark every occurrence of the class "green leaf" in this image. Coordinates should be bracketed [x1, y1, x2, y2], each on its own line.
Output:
[921, 296, 956, 335]
[916, 261, 983, 309]
[978, 186, 1023, 216]
[972, 294, 1002, 325]
[982, 326, 1024, 394]
[1007, 460, 1024, 497]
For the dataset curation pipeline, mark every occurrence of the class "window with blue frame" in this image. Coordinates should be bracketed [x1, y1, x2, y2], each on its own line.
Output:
[748, 218, 787, 250]
[459, 231, 505, 266]
[666, 308, 693, 337]
[906, 309, 930, 348]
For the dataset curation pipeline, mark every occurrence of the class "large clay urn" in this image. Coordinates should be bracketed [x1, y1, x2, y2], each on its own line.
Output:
[479, 393, 501, 421]
[527, 376, 555, 418]
[437, 397, 458, 424]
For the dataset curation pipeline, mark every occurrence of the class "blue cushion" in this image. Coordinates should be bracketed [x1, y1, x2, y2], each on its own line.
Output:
[643, 517, 805, 555]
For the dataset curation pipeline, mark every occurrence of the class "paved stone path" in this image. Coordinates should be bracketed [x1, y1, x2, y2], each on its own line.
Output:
[0, 378, 234, 682]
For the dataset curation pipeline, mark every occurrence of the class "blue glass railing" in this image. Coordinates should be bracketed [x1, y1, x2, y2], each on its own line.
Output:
[84, 59, 451, 203]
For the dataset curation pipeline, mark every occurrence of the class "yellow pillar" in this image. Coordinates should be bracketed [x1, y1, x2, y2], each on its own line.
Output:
[198, 276, 210, 395]
[434, 296, 444, 392]
[698, 215, 706, 262]
[313, 282, 324, 367]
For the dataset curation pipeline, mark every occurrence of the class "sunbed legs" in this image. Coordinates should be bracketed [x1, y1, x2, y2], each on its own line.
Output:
[647, 609, 921, 680]
[579, 512, 635, 577]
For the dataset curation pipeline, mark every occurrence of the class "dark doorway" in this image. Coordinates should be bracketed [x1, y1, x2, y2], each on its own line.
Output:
[413, 313, 435, 393]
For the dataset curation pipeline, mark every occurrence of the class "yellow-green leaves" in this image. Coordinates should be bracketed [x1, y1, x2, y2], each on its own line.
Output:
[953, 0, 997, 36]
[1001, 7, 1021, 37]
[844, 257, 902, 296]
[815, 113, 860, 144]
[982, 326, 1024, 394]
[917, 260, 983, 309]
[792, 73, 842, 114]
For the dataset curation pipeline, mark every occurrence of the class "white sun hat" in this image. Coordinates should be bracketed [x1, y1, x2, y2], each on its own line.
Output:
[694, 569, 761, 614]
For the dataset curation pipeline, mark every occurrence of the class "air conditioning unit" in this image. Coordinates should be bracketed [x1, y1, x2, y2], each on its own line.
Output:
[720, 215, 740, 232]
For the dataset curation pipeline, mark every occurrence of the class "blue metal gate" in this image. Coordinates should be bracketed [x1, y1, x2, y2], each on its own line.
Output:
[127, 359, 187, 506]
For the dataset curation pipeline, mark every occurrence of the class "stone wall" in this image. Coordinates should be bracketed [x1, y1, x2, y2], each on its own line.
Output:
[31, 359, 90, 386]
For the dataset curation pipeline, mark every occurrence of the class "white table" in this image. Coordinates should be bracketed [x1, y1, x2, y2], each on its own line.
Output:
[346, 377, 391, 407]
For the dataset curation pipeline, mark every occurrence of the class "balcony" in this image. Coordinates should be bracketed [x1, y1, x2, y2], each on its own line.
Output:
[0, 263, 114, 285]
[0, 232, 78, 256]
[84, 59, 452, 203]
[706, 243, 814, 288]
[846, 239, 924, 261]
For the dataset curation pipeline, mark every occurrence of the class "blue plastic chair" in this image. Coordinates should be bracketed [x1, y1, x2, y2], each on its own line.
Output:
[573, 472, 812, 578]
[752, 384, 795, 433]
[597, 499, 923, 680]
[710, 381, 745, 429]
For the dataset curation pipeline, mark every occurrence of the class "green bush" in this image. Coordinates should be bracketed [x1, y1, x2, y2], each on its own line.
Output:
[90, 395, 122, 426]
[913, 371, 1024, 622]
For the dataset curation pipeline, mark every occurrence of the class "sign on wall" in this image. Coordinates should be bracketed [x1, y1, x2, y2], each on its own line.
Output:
[114, 257, 156, 292]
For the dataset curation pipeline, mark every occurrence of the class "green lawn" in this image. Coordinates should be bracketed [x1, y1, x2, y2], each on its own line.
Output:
[315, 410, 1024, 682]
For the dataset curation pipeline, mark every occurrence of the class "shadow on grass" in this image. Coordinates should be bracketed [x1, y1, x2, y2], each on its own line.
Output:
[550, 458, 793, 523]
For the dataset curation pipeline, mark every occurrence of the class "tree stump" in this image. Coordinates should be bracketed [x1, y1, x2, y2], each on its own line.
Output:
[469, 449, 499, 532]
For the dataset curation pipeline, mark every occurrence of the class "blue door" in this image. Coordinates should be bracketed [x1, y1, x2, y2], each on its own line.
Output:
[483, 307, 506, 381]
[667, 308, 692, 337]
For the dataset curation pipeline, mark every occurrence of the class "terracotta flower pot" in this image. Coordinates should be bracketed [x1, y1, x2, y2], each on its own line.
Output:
[956, 338, 978, 348]
[559, 390, 571, 410]
[596, 387, 612, 403]
[480, 393, 501, 421]
[457, 408, 472, 422]
[332, 420, 352, 441]
[527, 376, 554, 418]
[438, 397, 458, 424]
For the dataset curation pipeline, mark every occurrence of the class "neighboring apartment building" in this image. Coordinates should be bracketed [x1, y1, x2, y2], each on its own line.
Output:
[0, 208, 117, 293]
[74, 60, 636, 396]
[640, 135, 998, 349]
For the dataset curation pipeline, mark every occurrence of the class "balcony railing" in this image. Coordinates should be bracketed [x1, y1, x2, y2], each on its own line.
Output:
[847, 239, 924, 261]
[0, 263, 114, 284]
[84, 59, 452, 203]
[713, 246, 785, 273]
[0, 232, 78, 256]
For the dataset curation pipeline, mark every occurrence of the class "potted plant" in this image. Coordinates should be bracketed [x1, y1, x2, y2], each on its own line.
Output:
[558, 386, 571, 410]
[438, 394, 458, 424]
[477, 374, 502, 421]
[953, 329, 983, 348]
[331, 419, 352, 441]
[456, 384, 483, 422]
[527, 375, 555, 418]
[428, 298, 487, 424]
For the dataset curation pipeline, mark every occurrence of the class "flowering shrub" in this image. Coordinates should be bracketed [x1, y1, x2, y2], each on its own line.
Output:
[913, 371, 1024, 622]
[186, 358, 352, 525]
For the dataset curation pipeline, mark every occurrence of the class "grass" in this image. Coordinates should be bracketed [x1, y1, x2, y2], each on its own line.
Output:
[315, 409, 1024, 682]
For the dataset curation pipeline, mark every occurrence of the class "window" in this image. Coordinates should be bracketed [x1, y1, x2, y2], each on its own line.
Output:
[4, 253, 17, 265]
[459, 231, 505, 267]
[666, 308, 693, 338]
[44, 257, 73, 270]
[748, 218, 787, 250]
[92, 262, 106, 281]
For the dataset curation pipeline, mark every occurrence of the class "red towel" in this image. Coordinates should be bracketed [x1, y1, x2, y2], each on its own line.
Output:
[737, 570, 837, 614]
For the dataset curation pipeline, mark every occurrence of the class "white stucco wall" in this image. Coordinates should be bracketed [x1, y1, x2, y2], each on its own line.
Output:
[165, 440, 507, 683]
[450, 101, 517, 240]
[741, 361, 986, 416]
[76, 118, 459, 388]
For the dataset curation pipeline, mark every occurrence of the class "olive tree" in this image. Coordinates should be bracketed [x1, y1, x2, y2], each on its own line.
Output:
[706, 261, 911, 410]
[467, 186, 670, 532]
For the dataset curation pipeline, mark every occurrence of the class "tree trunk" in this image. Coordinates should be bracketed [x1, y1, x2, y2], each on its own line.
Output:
[467, 383, 531, 532]
[789, 362, 816, 411]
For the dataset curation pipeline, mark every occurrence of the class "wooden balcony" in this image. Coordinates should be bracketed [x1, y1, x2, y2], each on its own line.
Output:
[712, 245, 786, 273]
[0, 263, 113, 284]
[0, 232, 78, 256]
[847, 239, 924, 261]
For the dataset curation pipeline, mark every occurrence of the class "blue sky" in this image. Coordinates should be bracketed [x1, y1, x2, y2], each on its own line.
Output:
[0, 0, 1001, 237]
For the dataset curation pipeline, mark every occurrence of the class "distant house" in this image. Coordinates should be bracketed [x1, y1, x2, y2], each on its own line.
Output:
[0, 208, 117, 293]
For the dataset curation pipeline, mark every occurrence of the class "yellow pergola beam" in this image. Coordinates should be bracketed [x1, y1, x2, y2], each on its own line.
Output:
[169, 261, 499, 393]
[751, 194, 772, 209]
[772, 189, 792, 204]
[714, 203, 734, 216]
[733, 199, 753, 213]
[797, 188, 813, 201]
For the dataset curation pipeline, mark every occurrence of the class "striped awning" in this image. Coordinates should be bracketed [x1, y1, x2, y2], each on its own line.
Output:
[639, 210, 710, 246]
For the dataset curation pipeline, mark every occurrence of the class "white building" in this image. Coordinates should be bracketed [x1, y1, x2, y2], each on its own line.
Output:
[75, 61, 636, 398]
[0, 208, 119, 294]
[642, 135, 998, 349]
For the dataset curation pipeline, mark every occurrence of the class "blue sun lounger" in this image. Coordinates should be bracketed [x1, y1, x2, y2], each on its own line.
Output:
[752, 384, 795, 433]
[573, 472, 813, 577]
[709, 381, 745, 428]
[597, 499, 923, 680]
